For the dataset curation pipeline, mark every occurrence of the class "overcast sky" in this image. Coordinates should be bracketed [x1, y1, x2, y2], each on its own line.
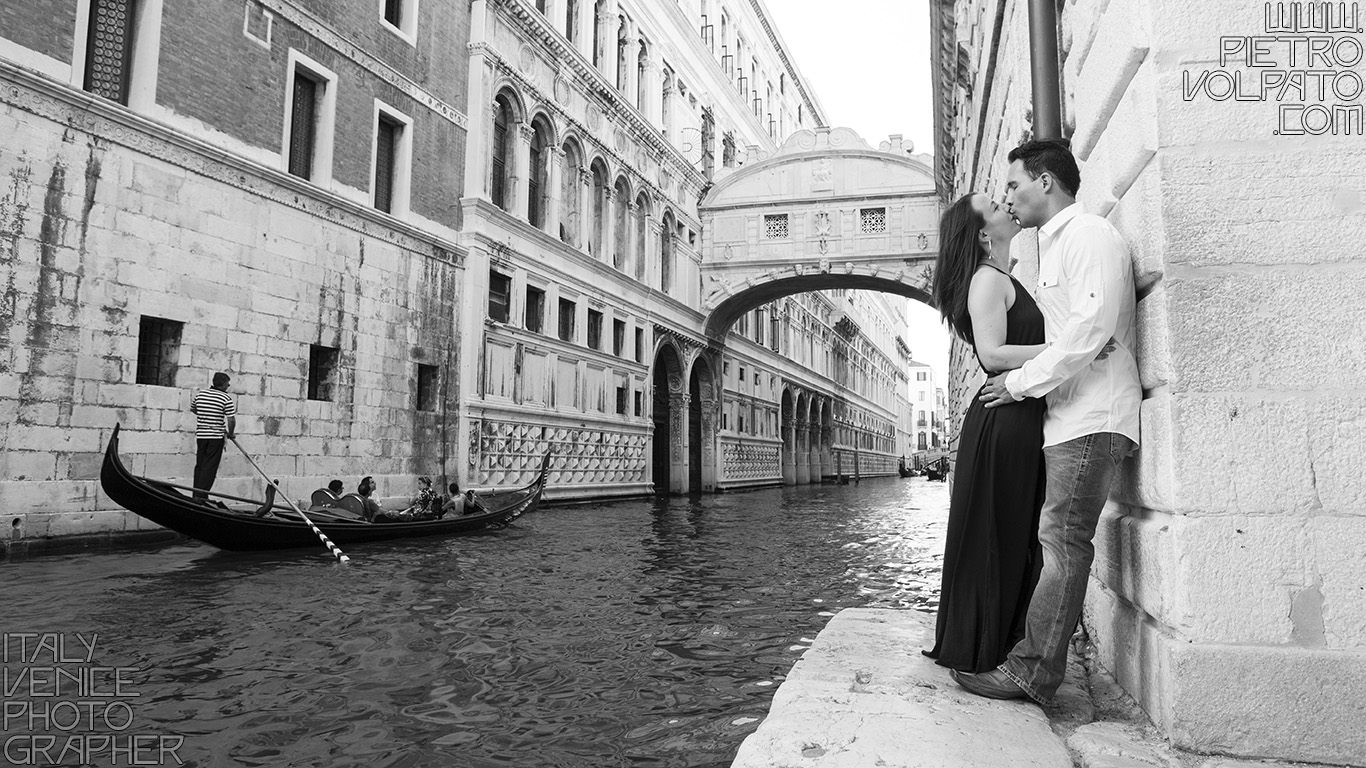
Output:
[763, 0, 951, 386]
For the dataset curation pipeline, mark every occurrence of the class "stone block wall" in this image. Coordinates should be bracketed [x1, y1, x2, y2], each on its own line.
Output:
[0, 68, 465, 541]
[942, 0, 1366, 762]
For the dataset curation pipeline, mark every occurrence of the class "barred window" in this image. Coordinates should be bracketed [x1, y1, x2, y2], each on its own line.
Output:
[308, 345, 339, 401]
[416, 364, 439, 411]
[135, 316, 182, 387]
[860, 207, 887, 234]
[764, 214, 789, 240]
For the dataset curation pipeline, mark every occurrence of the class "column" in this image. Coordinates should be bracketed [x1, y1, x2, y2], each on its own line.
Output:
[700, 394, 717, 492]
[577, 168, 593, 253]
[671, 392, 689, 494]
[552, 0, 570, 43]
[641, 58, 662, 128]
[547, 147, 564, 239]
[795, 418, 810, 484]
[579, 0, 597, 61]
[604, 0, 621, 82]
[513, 122, 533, 219]
[625, 201, 638, 278]
[641, 207, 657, 286]
[601, 186, 616, 265]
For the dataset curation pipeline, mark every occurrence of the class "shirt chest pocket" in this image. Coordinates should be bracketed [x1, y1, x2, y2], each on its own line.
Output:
[1037, 259, 1061, 293]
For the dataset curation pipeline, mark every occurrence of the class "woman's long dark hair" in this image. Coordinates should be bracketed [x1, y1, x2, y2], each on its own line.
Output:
[932, 194, 988, 344]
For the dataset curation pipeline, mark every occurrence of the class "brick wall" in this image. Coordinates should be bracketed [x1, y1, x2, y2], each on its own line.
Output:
[0, 0, 76, 63]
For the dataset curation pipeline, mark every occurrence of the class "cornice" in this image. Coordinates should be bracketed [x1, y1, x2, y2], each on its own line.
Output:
[257, 0, 468, 129]
[0, 61, 465, 263]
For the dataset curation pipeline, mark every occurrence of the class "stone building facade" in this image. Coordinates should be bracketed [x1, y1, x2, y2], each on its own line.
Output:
[932, 0, 1366, 763]
[458, 0, 916, 498]
[0, 0, 471, 540]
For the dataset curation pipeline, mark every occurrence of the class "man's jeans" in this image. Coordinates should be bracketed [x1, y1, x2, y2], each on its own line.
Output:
[1001, 432, 1135, 704]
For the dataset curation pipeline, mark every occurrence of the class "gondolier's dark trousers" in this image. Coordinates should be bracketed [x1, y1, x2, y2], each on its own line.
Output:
[194, 438, 225, 499]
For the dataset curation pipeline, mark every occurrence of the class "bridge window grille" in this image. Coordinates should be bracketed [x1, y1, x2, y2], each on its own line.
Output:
[587, 309, 604, 350]
[525, 286, 545, 333]
[558, 298, 577, 342]
[860, 207, 886, 233]
[135, 316, 182, 387]
[764, 214, 789, 239]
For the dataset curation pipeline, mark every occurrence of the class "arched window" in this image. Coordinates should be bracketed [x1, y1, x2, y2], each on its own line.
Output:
[566, 0, 579, 44]
[592, 0, 605, 67]
[616, 17, 629, 92]
[636, 40, 649, 109]
[613, 177, 630, 271]
[490, 94, 514, 209]
[528, 118, 551, 228]
[560, 140, 582, 246]
[661, 67, 673, 136]
[659, 210, 675, 292]
[634, 193, 649, 281]
[590, 160, 608, 258]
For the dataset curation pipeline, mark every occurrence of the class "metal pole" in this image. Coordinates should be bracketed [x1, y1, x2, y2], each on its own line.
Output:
[1028, 0, 1062, 139]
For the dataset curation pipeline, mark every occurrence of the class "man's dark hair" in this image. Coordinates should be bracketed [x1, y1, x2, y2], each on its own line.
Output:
[1007, 138, 1081, 197]
[360, 476, 374, 494]
[212, 372, 230, 387]
[327, 479, 344, 494]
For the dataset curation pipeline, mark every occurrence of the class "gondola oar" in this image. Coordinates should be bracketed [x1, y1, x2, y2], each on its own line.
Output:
[229, 437, 351, 565]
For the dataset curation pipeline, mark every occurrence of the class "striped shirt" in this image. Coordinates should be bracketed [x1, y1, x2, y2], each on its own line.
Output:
[191, 388, 237, 439]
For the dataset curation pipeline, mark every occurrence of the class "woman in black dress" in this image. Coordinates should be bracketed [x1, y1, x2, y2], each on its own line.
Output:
[924, 192, 1049, 673]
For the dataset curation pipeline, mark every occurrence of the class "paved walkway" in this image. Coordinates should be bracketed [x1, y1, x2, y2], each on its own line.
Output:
[730, 608, 1071, 768]
[730, 608, 1353, 768]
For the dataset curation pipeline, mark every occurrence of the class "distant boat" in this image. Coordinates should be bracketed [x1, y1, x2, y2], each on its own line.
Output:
[100, 424, 547, 552]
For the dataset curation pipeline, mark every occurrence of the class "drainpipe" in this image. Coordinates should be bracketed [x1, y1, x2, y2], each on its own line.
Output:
[1028, 0, 1063, 139]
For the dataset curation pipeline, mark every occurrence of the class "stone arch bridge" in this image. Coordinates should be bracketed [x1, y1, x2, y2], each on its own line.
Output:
[698, 128, 941, 338]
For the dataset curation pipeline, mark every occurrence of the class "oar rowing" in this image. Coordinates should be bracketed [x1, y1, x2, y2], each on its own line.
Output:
[229, 437, 351, 565]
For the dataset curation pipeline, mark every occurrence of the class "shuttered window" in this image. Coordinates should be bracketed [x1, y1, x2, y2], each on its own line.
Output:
[288, 74, 318, 180]
[84, 0, 137, 104]
[374, 115, 399, 213]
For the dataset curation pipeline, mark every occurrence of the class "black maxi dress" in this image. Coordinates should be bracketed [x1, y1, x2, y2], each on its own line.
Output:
[925, 268, 1048, 673]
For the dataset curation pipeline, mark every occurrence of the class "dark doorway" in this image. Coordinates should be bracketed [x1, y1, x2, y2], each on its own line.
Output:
[651, 345, 681, 495]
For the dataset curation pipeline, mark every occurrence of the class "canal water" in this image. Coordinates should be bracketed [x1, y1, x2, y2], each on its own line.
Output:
[2, 478, 949, 768]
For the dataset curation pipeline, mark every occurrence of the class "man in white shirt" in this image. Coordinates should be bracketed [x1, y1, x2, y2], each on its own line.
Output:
[951, 139, 1141, 704]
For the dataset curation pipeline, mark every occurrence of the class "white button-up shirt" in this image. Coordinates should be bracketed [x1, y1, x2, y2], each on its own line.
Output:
[1004, 202, 1141, 448]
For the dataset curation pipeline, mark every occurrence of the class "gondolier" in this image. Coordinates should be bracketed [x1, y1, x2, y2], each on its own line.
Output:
[189, 372, 236, 499]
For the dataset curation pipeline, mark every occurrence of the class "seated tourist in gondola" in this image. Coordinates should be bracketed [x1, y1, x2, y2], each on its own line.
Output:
[398, 476, 442, 520]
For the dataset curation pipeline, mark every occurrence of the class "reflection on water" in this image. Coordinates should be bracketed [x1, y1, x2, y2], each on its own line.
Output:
[2, 478, 948, 767]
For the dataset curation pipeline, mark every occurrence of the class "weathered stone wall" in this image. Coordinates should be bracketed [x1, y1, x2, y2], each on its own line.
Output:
[0, 68, 464, 541]
[942, 0, 1366, 762]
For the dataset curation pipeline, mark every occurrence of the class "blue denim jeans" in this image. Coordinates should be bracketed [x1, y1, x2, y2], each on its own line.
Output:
[1001, 432, 1135, 704]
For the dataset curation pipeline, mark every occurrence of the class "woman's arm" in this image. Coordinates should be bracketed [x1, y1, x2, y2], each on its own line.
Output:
[967, 269, 1048, 372]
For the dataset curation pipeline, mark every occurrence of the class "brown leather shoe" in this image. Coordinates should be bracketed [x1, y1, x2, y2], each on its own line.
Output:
[950, 668, 1030, 700]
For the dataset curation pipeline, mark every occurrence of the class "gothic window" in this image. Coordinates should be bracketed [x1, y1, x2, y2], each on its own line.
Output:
[616, 16, 629, 92]
[84, 0, 138, 104]
[701, 109, 715, 180]
[661, 67, 674, 136]
[490, 94, 514, 210]
[659, 210, 675, 292]
[613, 177, 630, 271]
[637, 39, 649, 109]
[528, 117, 551, 228]
[634, 193, 649, 282]
[592, 0, 605, 67]
[590, 160, 609, 258]
[560, 140, 583, 246]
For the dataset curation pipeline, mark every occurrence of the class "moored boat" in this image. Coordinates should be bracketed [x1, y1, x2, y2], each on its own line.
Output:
[100, 424, 548, 552]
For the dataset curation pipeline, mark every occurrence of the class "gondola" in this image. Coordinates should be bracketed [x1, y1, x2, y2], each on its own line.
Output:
[100, 424, 549, 552]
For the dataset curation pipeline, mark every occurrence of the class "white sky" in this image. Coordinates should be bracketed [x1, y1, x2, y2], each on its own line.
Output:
[763, 0, 952, 386]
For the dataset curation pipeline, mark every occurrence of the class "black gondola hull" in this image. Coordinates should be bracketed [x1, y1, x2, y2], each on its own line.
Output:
[99, 425, 547, 552]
